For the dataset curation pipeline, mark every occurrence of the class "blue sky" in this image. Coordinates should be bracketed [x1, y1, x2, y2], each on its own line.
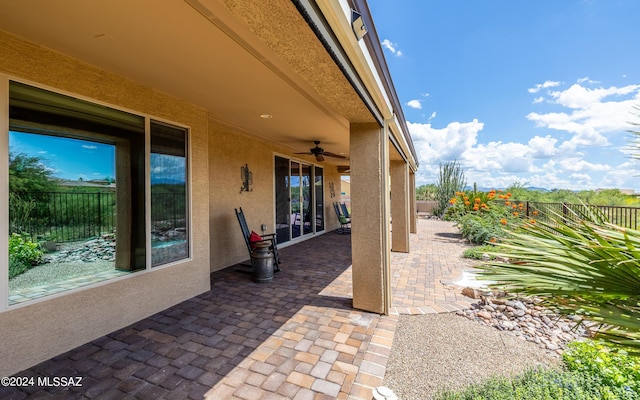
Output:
[10, 131, 115, 181]
[369, 0, 640, 191]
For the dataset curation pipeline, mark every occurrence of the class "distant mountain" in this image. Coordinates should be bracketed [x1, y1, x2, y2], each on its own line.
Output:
[524, 186, 551, 192]
[464, 185, 552, 192]
[151, 177, 185, 185]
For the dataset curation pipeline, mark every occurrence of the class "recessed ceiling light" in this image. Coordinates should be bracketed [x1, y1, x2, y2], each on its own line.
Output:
[260, 114, 273, 119]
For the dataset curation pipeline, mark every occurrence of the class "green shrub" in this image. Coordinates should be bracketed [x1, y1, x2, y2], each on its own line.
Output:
[563, 340, 640, 394]
[456, 213, 504, 244]
[463, 244, 500, 259]
[456, 204, 519, 244]
[8, 233, 43, 279]
[434, 367, 639, 400]
[445, 188, 527, 244]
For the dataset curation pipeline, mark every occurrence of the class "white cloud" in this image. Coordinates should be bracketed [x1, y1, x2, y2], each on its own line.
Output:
[556, 157, 611, 172]
[526, 82, 640, 154]
[408, 119, 482, 164]
[568, 173, 593, 186]
[528, 135, 559, 158]
[409, 79, 640, 191]
[532, 96, 545, 104]
[381, 39, 402, 56]
[577, 76, 599, 85]
[550, 83, 640, 109]
[406, 99, 422, 109]
[528, 80, 561, 93]
[600, 161, 640, 189]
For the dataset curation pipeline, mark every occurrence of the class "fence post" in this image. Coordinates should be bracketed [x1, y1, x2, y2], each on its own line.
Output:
[97, 192, 102, 236]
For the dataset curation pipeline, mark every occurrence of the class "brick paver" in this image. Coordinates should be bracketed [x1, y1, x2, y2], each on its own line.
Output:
[2, 218, 475, 399]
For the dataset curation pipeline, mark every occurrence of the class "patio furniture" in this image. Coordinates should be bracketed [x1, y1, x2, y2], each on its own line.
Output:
[235, 207, 281, 271]
[333, 202, 351, 234]
[340, 203, 351, 218]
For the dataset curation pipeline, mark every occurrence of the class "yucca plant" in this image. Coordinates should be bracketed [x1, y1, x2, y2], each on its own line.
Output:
[477, 206, 640, 353]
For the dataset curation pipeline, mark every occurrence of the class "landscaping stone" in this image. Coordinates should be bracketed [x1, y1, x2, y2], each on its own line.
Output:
[42, 234, 116, 264]
[457, 289, 594, 354]
[41, 229, 186, 265]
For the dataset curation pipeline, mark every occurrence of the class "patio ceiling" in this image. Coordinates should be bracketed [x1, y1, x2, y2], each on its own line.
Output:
[0, 0, 377, 168]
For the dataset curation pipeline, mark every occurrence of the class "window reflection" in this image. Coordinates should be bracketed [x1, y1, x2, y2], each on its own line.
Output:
[150, 121, 189, 267]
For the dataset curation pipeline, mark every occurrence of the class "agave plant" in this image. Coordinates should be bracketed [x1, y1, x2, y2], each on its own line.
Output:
[477, 206, 640, 353]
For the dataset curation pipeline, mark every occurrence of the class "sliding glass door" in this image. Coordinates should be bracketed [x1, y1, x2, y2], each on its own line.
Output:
[274, 156, 290, 244]
[274, 156, 324, 244]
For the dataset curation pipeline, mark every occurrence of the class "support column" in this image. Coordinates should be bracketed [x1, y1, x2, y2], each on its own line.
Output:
[390, 160, 410, 252]
[350, 123, 391, 314]
[409, 171, 417, 234]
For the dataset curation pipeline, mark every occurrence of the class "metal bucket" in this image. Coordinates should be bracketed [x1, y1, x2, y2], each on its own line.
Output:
[251, 242, 274, 283]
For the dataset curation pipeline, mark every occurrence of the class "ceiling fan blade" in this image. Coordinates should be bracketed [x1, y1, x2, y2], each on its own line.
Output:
[315, 153, 324, 162]
[322, 152, 346, 159]
[294, 152, 313, 155]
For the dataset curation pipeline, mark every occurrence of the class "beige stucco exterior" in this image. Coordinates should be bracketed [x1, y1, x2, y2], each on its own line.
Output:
[0, 0, 419, 377]
[207, 120, 342, 271]
[350, 123, 391, 314]
[0, 31, 211, 377]
[391, 160, 410, 253]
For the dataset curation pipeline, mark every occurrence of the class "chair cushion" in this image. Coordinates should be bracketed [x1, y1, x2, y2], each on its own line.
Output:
[249, 231, 263, 249]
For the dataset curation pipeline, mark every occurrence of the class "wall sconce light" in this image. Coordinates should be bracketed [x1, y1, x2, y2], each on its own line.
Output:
[351, 9, 367, 41]
[240, 163, 253, 193]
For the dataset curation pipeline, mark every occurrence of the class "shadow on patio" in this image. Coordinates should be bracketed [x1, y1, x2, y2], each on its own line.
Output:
[2, 218, 477, 400]
[1, 231, 393, 400]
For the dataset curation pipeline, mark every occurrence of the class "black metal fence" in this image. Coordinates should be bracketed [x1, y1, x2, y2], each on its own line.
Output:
[9, 191, 185, 242]
[507, 200, 640, 230]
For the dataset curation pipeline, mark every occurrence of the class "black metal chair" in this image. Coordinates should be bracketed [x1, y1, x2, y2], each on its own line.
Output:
[333, 202, 351, 234]
[235, 207, 280, 270]
[340, 203, 351, 219]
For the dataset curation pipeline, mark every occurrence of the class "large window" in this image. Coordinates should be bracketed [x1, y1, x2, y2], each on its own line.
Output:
[150, 121, 188, 267]
[5, 81, 189, 306]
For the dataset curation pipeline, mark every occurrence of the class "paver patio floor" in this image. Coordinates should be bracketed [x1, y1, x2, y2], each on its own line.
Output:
[1, 218, 477, 400]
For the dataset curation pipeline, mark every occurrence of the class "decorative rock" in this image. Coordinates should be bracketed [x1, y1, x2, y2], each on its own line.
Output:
[514, 310, 526, 317]
[462, 287, 480, 299]
[477, 311, 492, 320]
[458, 293, 593, 355]
[43, 234, 116, 264]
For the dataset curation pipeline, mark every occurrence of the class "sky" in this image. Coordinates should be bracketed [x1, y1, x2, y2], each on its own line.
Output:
[10, 131, 115, 181]
[10, 131, 185, 184]
[368, 0, 640, 191]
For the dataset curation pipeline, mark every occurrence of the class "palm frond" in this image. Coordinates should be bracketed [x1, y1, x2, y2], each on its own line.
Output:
[477, 212, 640, 352]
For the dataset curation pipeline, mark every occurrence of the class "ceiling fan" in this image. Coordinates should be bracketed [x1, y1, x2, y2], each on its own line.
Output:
[295, 141, 346, 162]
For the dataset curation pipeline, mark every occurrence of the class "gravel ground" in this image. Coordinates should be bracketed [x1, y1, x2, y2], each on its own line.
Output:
[9, 261, 115, 290]
[383, 312, 561, 399]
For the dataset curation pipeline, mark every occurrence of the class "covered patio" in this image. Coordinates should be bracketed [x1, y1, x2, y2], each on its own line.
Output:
[1, 219, 476, 399]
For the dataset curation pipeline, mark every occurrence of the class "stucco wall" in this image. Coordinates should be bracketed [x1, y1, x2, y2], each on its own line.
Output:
[207, 120, 343, 272]
[0, 31, 211, 377]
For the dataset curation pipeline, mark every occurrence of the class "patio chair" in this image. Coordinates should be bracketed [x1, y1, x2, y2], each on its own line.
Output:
[333, 202, 351, 234]
[340, 203, 351, 219]
[235, 207, 281, 271]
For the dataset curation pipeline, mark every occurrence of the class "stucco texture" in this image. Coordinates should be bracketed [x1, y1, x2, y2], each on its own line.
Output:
[0, 31, 211, 377]
[207, 119, 343, 272]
